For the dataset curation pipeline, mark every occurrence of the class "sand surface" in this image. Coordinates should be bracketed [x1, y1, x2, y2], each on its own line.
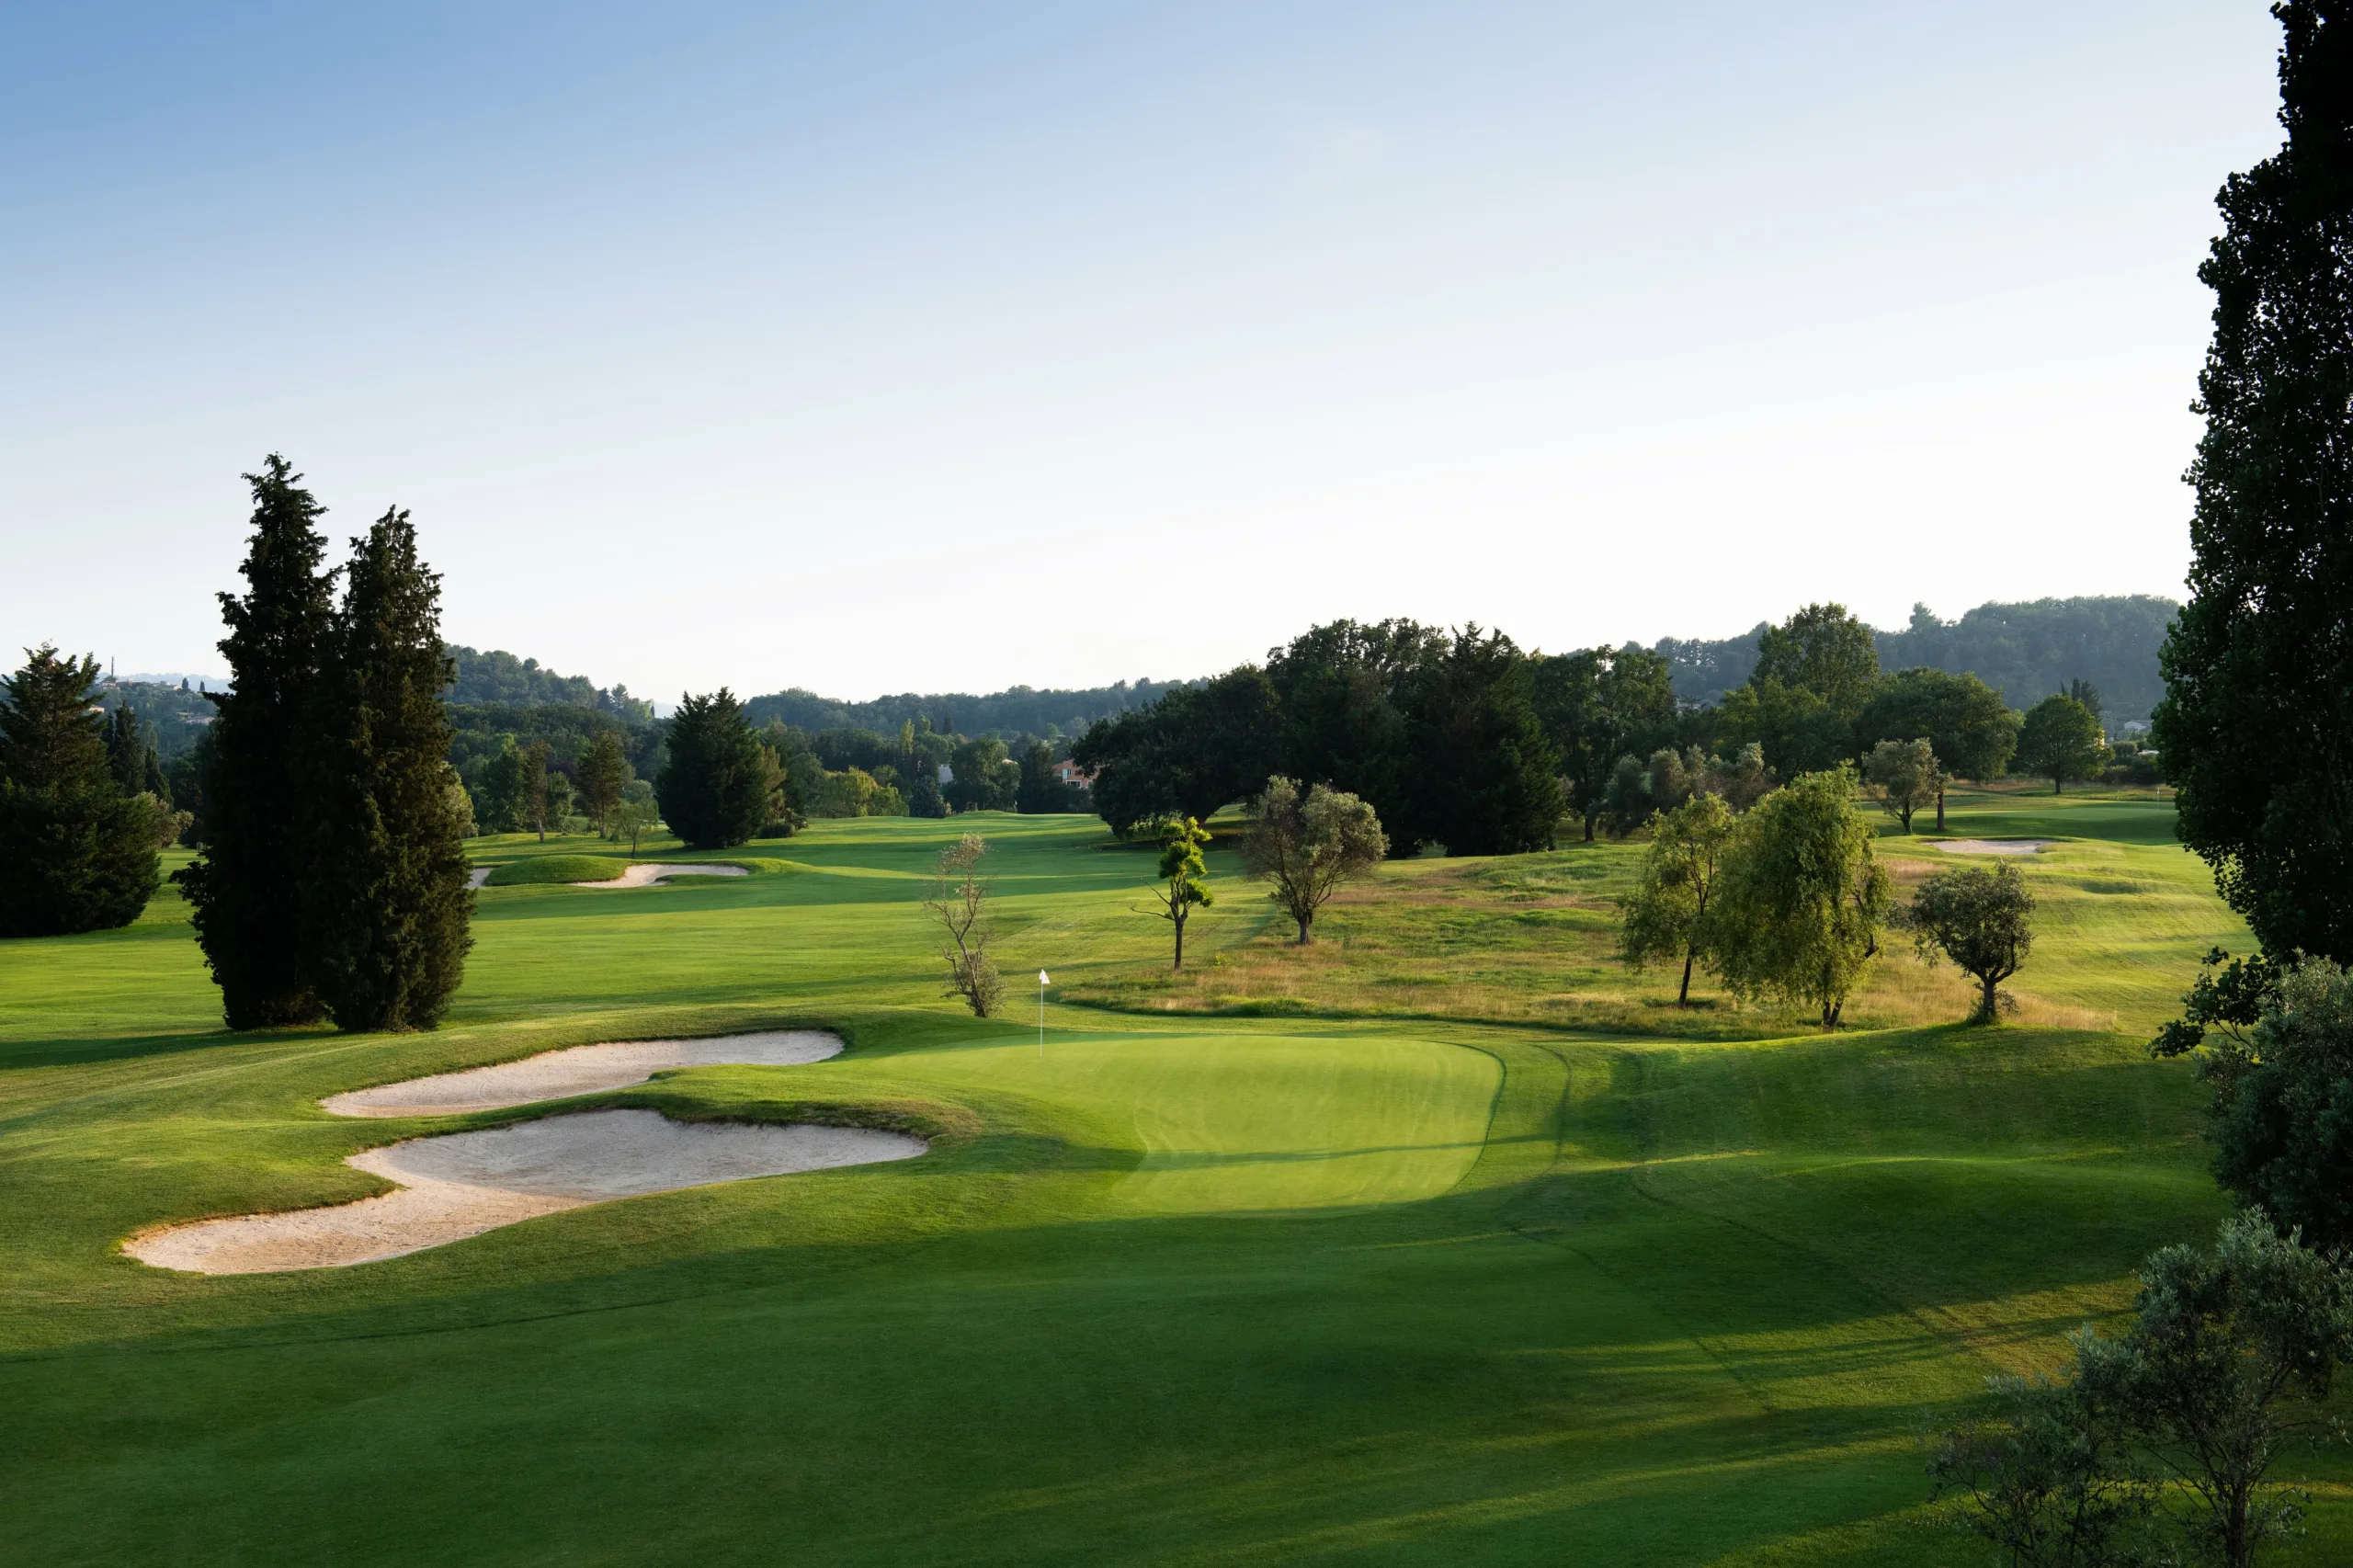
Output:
[466, 867, 491, 889]
[578, 863, 748, 889]
[126, 1110, 924, 1275]
[323, 1029, 843, 1118]
[1930, 839, 2055, 855]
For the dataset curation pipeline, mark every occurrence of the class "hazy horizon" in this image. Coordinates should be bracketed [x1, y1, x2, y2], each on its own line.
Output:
[2, 4, 2280, 702]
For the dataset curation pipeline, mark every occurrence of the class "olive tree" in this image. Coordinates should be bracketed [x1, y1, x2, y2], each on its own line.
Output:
[1907, 860, 2036, 1023]
[1862, 737, 1944, 833]
[925, 832, 1002, 1016]
[1929, 1210, 2353, 1568]
[1242, 776, 1386, 945]
[1619, 793, 1735, 1006]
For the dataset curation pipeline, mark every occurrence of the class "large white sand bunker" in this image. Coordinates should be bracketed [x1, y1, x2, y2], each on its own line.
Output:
[578, 863, 748, 889]
[126, 1109, 925, 1275]
[323, 1029, 843, 1118]
[1931, 839, 2055, 856]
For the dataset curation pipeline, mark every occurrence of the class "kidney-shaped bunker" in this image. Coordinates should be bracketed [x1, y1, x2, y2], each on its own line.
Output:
[127, 1109, 925, 1276]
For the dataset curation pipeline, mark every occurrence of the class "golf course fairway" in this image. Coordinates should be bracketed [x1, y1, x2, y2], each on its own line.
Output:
[4, 796, 2348, 1565]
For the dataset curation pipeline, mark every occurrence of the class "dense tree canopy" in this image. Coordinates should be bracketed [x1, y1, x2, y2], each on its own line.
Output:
[2154, 0, 2353, 963]
[1533, 642, 1677, 843]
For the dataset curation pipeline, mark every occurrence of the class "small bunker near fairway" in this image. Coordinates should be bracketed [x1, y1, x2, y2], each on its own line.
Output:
[1929, 838, 2055, 856]
[323, 1028, 843, 1118]
[126, 1109, 925, 1275]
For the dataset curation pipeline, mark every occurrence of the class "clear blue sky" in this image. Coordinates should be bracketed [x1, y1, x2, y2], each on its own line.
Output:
[0, 4, 2287, 701]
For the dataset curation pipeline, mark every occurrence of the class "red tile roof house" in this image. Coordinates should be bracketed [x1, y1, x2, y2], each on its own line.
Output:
[1051, 759, 1095, 791]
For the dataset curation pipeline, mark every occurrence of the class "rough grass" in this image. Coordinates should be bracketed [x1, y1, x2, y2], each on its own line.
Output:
[1063, 788, 2222, 1040]
[1, 803, 2344, 1566]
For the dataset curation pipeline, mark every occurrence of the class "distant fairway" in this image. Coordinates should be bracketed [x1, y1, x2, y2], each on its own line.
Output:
[2, 798, 2347, 1565]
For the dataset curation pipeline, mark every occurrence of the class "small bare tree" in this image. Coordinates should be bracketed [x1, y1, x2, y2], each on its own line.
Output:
[1243, 776, 1387, 944]
[926, 832, 1003, 1016]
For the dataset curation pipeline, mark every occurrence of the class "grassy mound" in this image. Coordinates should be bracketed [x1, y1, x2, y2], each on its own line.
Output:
[483, 854, 631, 886]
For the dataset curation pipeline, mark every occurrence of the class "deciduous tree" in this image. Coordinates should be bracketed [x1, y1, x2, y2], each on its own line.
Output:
[1711, 767, 1891, 1028]
[1533, 642, 1676, 842]
[2018, 695, 2109, 795]
[1619, 793, 1735, 1006]
[1862, 737, 1944, 832]
[1906, 860, 2035, 1023]
[925, 832, 1002, 1016]
[1149, 815, 1214, 969]
[1855, 666, 2020, 830]
[1242, 776, 1386, 944]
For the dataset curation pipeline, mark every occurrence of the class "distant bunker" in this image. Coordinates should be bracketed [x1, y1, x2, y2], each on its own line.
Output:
[1929, 839, 2055, 856]
[127, 1030, 915, 1276]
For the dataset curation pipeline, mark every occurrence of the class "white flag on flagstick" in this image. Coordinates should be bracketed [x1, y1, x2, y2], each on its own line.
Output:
[1039, 970, 1050, 985]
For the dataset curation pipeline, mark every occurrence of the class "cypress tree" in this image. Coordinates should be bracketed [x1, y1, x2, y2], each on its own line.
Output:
[306, 508, 474, 1030]
[177, 455, 336, 1028]
[104, 706, 143, 793]
[657, 689, 767, 848]
[2154, 4, 2353, 960]
[0, 646, 161, 936]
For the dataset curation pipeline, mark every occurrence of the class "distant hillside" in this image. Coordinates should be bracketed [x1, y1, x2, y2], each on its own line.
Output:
[744, 680, 1188, 740]
[1655, 596, 2180, 721]
[446, 645, 651, 720]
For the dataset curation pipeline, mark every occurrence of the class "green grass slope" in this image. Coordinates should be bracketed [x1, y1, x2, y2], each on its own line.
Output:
[0, 802, 2344, 1565]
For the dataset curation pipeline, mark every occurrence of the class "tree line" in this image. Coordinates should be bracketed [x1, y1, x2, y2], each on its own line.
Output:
[1070, 607, 2132, 854]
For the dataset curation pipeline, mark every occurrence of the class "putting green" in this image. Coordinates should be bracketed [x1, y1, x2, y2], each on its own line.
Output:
[903, 1028, 1499, 1213]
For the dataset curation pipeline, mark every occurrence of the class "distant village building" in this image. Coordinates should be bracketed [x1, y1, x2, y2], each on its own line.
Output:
[1052, 759, 1094, 791]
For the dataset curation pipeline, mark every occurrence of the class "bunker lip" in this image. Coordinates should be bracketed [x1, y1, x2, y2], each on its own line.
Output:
[323, 1028, 843, 1119]
[577, 863, 748, 889]
[124, 1108, 926, 1275]
[1929, 839, 2056, 855]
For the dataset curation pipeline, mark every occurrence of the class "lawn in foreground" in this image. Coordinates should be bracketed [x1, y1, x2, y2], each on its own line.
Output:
[1, 809, 2346, 1565]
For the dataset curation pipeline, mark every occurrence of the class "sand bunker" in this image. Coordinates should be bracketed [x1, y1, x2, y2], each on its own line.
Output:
[323, 1029, 843, 1118]
[1931, 839, 2055, 856]
[466, 867, 491, 890]
[577, 863, 748, 889]
[126, 1109, 924, 1275]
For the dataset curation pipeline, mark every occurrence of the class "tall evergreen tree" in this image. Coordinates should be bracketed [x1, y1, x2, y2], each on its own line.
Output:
[1402, 625, 1563, 856]
[0, 646, 161, 936]
[305, 508, 474, 1031]
[657, 688, 767, 848]
[103, 705, 143, 793]
[176, 455, 336, 1028]
[577, 729, 630, 835]
[2154, 4, 2353, 961]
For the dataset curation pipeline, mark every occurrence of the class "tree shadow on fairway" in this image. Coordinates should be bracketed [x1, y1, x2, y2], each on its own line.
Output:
[0, 1026, 320, 1073]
